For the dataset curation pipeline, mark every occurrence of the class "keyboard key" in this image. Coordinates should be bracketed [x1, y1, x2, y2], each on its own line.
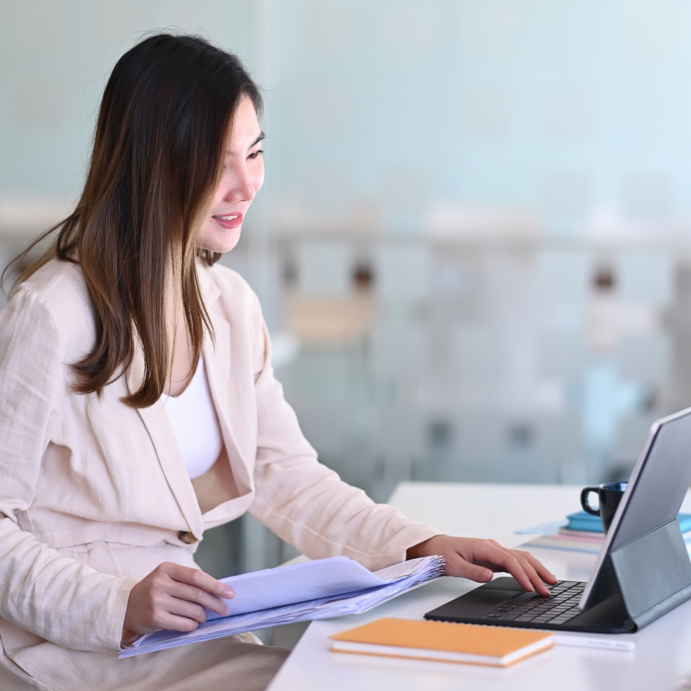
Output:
[478, 580, 585, 626]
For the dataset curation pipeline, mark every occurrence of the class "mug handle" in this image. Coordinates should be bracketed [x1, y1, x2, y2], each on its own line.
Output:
[580, 487, 600, 515]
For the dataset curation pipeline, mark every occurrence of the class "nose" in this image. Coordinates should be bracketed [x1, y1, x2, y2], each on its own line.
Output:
[223, 161, 256, 204]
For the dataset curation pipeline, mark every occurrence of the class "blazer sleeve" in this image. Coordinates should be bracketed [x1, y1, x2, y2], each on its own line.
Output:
[246, 295, 439, 571]
[0, 288, 137, 652]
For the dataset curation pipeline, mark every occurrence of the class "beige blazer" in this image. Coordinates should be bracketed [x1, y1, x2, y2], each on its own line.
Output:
[0, 258, 438, 660]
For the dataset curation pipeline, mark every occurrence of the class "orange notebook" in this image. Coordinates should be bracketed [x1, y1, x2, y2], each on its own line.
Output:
[329, 618, 554, 667]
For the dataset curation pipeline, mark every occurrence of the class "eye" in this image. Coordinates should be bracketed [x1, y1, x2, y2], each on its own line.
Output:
[248, 149, 264, 160]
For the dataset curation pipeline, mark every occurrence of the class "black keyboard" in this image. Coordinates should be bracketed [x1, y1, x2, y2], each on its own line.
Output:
[479, 580, 586, 626]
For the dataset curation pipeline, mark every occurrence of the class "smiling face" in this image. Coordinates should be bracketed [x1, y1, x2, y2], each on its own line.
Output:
[196, 95, 265, 254]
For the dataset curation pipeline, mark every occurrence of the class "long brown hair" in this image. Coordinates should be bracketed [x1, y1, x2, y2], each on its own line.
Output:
[3, 33, 262, 408]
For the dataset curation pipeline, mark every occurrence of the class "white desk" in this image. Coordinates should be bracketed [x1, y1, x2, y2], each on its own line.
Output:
[268, 482, 691, 691]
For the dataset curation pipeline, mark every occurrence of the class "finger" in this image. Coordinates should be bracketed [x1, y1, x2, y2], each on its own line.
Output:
[515, 550, 558, 584]
[152, 611, 201, 633]
[165, 595, 209, 625]
[134, 593, 204, 634]
[165, 563, 234, 600]
[475, 545, 554, 595]
[471, 544, 536, 593]
[167, 581, 230, 617]
[511, 552, 550, 597]
[444, 551, 494, 583]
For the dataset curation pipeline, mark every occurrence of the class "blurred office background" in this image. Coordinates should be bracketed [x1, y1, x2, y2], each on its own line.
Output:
[2, 1, 691, 586]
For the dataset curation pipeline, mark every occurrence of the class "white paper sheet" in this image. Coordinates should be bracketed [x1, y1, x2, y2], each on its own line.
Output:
[206, 555, 388, 620]
[120, 555, 445, 658]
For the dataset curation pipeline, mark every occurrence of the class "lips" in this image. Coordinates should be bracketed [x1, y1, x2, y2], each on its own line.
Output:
[212, 212, 243, 229]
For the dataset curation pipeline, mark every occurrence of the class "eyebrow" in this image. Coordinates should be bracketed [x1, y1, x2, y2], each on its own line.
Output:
[251, 132, 266, 148]
[225, 132, 265, 157]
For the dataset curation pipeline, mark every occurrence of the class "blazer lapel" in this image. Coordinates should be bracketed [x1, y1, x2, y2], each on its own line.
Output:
[127, 340, 204, 538]
[199, 270, 253, 496]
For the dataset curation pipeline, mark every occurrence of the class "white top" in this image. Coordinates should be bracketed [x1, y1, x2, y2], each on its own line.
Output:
[163, 357, 223, 479]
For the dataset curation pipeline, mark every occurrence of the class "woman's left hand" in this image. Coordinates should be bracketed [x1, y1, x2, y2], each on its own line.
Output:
[407, 535, 558, 597]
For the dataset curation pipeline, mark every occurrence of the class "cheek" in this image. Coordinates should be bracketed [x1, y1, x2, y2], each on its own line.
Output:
[252, 161, 265, 194]
[210, 183, 227, 209]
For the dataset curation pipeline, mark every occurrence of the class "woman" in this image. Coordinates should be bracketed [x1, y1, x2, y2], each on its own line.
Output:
[0, 33, 556, 691]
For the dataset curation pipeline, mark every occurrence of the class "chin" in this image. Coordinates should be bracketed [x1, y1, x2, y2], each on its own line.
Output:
[198, 227, 242, 254]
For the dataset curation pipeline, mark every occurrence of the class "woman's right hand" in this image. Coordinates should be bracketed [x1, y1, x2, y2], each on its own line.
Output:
[122, 562, 234, 639]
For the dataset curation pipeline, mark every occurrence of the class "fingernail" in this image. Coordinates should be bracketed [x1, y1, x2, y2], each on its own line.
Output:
[223, 587, 234, 598]
[223, 605, 230, 616]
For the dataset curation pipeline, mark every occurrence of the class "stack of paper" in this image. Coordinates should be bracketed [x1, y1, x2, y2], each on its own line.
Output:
[119, 555, 445, 658]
